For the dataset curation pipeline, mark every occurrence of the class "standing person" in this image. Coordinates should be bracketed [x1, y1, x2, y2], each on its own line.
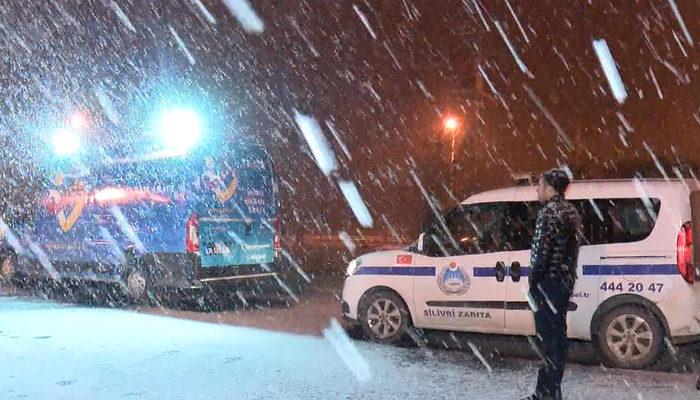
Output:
[522, 169, 582, 400]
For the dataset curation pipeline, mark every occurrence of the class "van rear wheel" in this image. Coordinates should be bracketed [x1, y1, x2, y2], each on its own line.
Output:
[595, 305, 664, 369]
[358, 290, 410, 344]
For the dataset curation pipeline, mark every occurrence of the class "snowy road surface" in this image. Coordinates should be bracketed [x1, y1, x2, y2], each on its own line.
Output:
[0, 296, 697, 400]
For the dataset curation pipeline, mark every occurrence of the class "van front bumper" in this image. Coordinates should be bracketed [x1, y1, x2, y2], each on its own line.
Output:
[341, 275, 363, 321]
[341, 300, 357, 323]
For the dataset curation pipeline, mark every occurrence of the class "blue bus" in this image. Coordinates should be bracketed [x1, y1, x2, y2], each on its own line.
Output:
[0, 140, 292, 304]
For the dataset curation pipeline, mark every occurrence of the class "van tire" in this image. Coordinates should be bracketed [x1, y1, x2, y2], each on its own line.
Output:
[0, 253, 17, 286]
[595, 305, 664, 369]
[358, 289, 410, 344]
[126, 269, 150, 305]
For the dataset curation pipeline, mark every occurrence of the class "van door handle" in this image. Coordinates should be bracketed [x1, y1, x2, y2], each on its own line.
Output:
[510, 261, 522, 282]
[495, 261, 506, 282]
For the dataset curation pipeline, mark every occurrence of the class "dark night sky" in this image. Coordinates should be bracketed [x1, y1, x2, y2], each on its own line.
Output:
[1, 0, 700, 241]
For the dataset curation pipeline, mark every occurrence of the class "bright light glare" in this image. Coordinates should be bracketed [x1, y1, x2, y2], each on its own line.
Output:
[52, 128, 81, 156]
[69, 112, 88, 130]
[443, 117, 459, 131]
[158, 108, 202, 152]
[94, 188, 127, 203]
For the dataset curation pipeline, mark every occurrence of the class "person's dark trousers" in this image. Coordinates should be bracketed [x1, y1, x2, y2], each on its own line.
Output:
[531, 278, 570, 400]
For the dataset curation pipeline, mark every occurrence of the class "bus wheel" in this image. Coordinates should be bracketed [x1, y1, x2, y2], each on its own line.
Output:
[0, 253, 16, 285]
[358, 289, 410, 344]
[126, 269, 149, 304]
[595, 305, 664, 369]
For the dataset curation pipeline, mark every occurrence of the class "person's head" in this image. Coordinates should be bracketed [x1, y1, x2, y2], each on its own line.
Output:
[537, 168, 570, 202]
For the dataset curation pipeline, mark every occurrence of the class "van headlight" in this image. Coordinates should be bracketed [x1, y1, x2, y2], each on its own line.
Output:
[346, 259, 359, 276]
[157, 107, 202, 153]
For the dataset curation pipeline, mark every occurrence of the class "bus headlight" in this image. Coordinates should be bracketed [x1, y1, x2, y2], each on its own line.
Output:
[346, 259, 359, 276]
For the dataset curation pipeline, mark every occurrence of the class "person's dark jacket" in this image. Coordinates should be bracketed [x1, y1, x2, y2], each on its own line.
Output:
[529, 194, 582, 293]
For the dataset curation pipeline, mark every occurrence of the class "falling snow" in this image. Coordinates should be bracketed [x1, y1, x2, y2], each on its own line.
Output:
[192, 0, 217, 25]
[294, 110, 339, 178]
[338, 180, 374, 228]
[0, 2, 699, 398]
[353, 5, 378, 40]
[322, 318, 372, 382]
[593, 38, 628, 104]
[338, 230, 357, 255]
[505, 0, 529, 44]
[94, 86, 118, 124]
[494, 20, 534, 79]
[169, 25, 196, 65]
[668, 0, 694, 46]
[470, 0, 491, 31]
[108, 0, 136, 33]
[325, 120, 352, 161]
[642, 141, 670, 180]
[221, 0, 265, 33]
[109, 206, 146, 253]
[523, 84, 573, 149]
[467, 341, 493, 375]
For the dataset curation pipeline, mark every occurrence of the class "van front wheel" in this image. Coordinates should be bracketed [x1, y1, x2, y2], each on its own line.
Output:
[595, 305, 664, 369]
[126, 269, 149, 304]
[0, 253, 17, 286]
[358, 290, 410, 344]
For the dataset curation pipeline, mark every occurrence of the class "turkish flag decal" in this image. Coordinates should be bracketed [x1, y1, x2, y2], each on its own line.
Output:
[396, 255, 413, 265]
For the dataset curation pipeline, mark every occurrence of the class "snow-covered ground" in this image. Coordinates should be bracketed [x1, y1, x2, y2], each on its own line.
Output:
[0, 296, 697, 400]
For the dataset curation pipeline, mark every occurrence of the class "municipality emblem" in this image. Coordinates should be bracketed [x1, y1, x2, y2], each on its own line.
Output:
[437, 262, 471, 295]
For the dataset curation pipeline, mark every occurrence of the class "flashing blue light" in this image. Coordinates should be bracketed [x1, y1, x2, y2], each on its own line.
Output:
[158, 108, 202, 153]
[52, 128, 81, 156]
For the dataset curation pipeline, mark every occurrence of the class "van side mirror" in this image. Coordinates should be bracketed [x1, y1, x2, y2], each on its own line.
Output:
[417, 233, 425, 252]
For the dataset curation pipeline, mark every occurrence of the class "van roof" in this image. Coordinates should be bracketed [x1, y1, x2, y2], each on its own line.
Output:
[462, 178, 699, 205]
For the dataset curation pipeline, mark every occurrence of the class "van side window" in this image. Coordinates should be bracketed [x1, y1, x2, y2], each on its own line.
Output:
[425, 203, 510, 256]
[504, 202, 538, 251]
[461, 203, 512, 254]
[578, 198, 660, 245]
[422, 197, 660, 257]
[503, 198, 660, 250]
[421, 203, 509, 257]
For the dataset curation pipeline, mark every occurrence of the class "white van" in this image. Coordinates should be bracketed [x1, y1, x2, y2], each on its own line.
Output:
[341, 179, 700, 369]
